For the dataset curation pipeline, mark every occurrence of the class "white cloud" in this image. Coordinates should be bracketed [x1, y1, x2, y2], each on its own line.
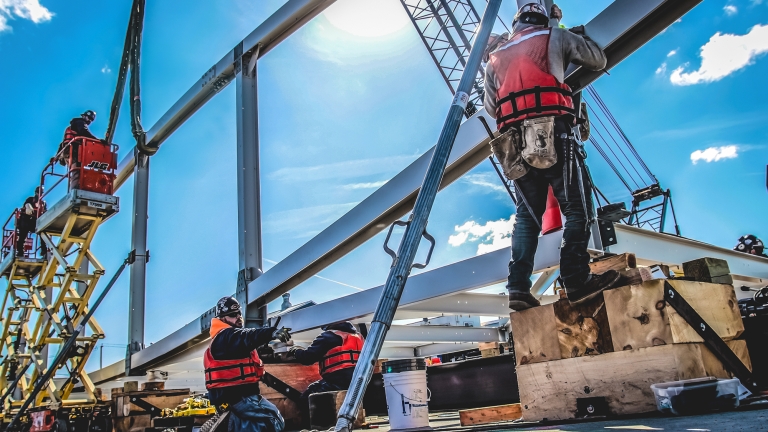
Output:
[101, 65, 112, 74]
[462, 173, 507, 193]
[0, 0, 53, 33]
[667, 49, 677, 57]
[448, 216, 516, 255]
[724, 5, 738, 15]
[656, 62, 667, 75]
[671, 24, 768, 85]
[690, 145, 739, 164]
[342, 180, 388, 190]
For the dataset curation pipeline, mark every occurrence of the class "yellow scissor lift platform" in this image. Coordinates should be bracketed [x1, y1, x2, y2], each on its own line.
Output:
[0, 189, 118, 423]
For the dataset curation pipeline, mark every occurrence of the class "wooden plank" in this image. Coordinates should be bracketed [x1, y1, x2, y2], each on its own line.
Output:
[683, 257, 730, 280]
[700, 339, 752, 378]
[141, 381, 165, 391]
[509, 304, 561, 366]
[459, 403, 523, 426]
[604, 280, 743, 352]
[261, 363, 321, 398]
[589, 253, 636, 274]
[480, 348, 500, 358]
[552, 297, 613, 358]
[123, 381, 139, 392]
[516, 343, 740, 422]
[478, 342, 500, 351]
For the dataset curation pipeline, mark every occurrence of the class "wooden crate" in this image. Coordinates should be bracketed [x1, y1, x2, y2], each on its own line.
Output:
[517, 340, 751, 421]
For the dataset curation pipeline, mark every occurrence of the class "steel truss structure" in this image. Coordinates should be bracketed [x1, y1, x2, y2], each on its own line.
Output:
[7, 0, 756, 396]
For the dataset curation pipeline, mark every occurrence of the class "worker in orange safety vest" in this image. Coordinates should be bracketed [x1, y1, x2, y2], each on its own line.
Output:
[288, 321, 363, 428]
[58, 110, 99, 191]
[484, 2, 620, 311]
[204, 296, 292, 432]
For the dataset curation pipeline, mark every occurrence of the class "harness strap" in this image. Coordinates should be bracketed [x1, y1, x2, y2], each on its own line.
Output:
[496, 86, 575, 123]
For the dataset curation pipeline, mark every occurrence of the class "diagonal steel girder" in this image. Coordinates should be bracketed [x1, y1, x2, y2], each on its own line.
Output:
[95, 0, 702, 381]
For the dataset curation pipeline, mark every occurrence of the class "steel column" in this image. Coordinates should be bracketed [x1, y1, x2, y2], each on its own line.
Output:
[126, 151, 149, 375]
[235, 50, 266, 327]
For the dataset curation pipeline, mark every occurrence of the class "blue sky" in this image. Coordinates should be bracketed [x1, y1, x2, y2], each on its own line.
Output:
[1, 0, 766, 370]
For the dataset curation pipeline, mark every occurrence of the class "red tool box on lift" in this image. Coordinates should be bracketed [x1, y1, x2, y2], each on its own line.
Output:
[67, 138, 118, 195]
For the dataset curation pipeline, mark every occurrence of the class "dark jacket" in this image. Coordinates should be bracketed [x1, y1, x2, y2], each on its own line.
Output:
[17, 196, 45, 229]
[68, 118, 97, 140]
[294, 322, 359, 387]
[208, 324, 276, 406]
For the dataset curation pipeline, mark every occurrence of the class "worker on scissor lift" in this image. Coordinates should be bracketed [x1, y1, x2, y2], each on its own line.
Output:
[484, 2, 619, 311]
[204, 297, 292, 432]
[58, 110, 98, 190]
[288, 321, 363, 428]
[15, 186, 46, 258]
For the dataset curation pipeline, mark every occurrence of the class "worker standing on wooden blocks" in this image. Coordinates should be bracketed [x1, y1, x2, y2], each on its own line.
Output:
[483, 1, 619, 311]
[203, 296, 292, 432]
[288, 321, 363, 429]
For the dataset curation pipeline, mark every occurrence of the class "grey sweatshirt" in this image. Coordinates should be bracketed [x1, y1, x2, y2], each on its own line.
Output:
[484, 22, 607, 120]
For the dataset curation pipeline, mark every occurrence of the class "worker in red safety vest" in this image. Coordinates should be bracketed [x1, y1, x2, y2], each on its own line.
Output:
[204, 296, 292, 432]
[58, 110, 98, 190]
[14, 186, 46, 258]
[484, 2, 620, 311]
[288, 321, 363, 428]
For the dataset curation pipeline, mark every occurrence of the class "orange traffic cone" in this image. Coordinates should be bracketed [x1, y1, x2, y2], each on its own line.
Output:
[541, 185, 563, 235]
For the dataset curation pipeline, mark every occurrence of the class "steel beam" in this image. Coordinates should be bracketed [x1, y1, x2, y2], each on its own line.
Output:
[235, 51, 266, 327]
[126, 151, 150, 375]
[114, 0, 336, 190]
[415, 342, 478, 357]
[291, 325, 499, 344]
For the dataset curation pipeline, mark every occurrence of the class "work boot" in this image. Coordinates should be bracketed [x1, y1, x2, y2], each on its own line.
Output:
[508, 291, 541, 311]
[566, 270, 621, 305]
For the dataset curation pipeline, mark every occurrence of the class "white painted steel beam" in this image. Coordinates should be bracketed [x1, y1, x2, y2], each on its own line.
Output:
[291, 325, 499, 344]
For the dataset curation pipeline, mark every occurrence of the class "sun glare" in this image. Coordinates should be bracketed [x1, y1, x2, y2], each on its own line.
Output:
[324, 0, 410, 38]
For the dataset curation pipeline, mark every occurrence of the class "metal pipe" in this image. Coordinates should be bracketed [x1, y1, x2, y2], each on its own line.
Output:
[333, 1, 501, 430]
[105, 0, 135, 143]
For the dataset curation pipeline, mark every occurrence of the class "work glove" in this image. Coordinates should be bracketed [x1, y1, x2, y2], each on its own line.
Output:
[24, 204, 34, 215]
[550, 4, 562, 21]
[286, 346, 301, 359]
[272, 327, 291, 343]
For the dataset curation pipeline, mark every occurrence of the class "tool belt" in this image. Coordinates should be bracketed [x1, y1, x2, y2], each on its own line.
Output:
[489, 128, 528, 180]
[489, 115, 558, 180]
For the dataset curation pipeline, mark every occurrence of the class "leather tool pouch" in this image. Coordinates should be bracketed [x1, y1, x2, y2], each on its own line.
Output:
[521, 116, 557, 169]
[489, 128, 528, 180]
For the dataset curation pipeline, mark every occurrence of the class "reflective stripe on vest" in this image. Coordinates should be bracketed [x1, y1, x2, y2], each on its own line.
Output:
[319, 330, 364, 377]
[489, 27, 574, 130]
[203, 336, 264, 390]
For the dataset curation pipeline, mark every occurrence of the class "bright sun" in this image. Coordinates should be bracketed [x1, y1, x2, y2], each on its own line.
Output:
[324, 0, 410, 38]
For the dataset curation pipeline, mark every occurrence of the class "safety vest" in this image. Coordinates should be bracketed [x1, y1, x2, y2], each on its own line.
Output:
[203, 333, 264, 390]
[489, 27, 575, 131]
[63, 127, 78, 143]
[319, 330, 364, 377]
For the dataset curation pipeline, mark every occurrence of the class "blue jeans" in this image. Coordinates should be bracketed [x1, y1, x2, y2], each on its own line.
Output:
[228, 395, 285, 432]
[507, 118, 594, 293]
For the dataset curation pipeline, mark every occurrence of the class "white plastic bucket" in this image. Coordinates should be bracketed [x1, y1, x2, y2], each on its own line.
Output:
[382, 370, 431, 430]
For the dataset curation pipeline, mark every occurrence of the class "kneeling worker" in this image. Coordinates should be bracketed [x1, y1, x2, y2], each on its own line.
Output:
[290, 321, 363, 428]
[204, 296, 292, 432]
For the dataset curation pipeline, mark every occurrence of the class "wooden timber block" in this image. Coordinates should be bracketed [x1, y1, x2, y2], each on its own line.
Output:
[111, 387, 124, 398]
[552, 296, 613, 358]
[459, 403, 522, 426]
[115, 389, 191, 417]
[510, 304, 561, 366]
[260, 364, 323, 429]
[516, 341, 751, 422]
[603, 280, 743, 352]
[478, 342, 499, 351]
[590, 253, 636, 274]
[141, 381, 165, 391]
[616, 267, 653, 287]
[702, 274, 734, 285]
[309, 390, 364, 430]
[683, 257, 730, 281]
[123, 381, 139, 392]
[480, 348, 500, 358]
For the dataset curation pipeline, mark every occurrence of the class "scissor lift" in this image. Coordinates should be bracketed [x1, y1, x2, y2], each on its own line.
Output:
[0, 137, 119, 430]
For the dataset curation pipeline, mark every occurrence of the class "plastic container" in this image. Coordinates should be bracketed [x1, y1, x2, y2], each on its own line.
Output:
[650, 377, 740, 415]
[382, 365, 431, 431]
